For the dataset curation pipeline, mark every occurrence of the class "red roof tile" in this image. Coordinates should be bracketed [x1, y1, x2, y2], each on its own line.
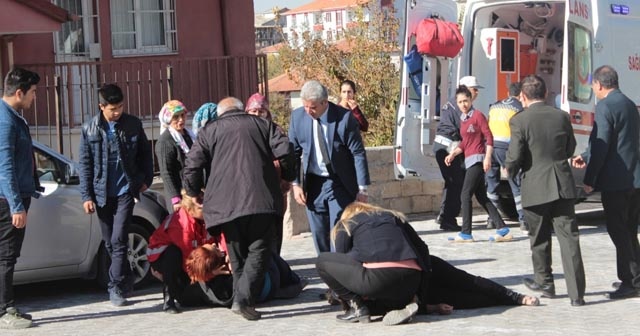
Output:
[285, 0, 363, 15]
[268, 72, 303, 93]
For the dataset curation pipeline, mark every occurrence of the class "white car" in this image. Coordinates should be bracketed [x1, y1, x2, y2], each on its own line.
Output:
[14, 141, 168, 287]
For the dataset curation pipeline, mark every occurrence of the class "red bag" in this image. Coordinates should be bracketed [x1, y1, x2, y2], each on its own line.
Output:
[416, 18, 464, 58]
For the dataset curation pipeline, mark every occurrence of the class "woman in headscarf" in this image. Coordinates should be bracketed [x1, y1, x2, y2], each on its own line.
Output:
[192, 102, 218, 135]
[245, 93, 290, 255]
[155, 100, 196, 211]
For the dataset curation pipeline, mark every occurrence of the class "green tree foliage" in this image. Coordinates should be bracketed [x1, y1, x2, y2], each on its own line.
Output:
[275, 1, 400, 146]
[267, 54, 284, 80]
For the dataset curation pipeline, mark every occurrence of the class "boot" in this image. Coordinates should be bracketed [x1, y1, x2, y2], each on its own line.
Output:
[162, 285, 180, 314]
[336, 297, 370, 323]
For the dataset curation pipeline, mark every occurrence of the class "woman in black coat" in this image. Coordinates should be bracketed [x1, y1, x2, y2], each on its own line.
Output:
[316, 202, 539, 326]
[155, 100, 196, 211]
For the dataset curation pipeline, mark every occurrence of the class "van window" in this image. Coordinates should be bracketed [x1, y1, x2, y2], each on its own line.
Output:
[567, 22, 592, 104]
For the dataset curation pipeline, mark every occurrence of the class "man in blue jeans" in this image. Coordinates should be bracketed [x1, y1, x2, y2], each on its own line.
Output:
[0, 68, 41, 329]
[79, 84, 153, 306]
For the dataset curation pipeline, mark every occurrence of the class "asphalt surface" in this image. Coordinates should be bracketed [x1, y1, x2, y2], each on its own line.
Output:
[7, 205, 639, 336]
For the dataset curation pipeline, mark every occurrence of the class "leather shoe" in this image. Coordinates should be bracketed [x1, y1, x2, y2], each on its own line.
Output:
[606, 286, 640, 300]
[440, 222, 461, 232]
[523, 278, 556, 298]
[570, 298, 586, 306]
[336, 299, 370, 323]
[231, 302, 261, 321]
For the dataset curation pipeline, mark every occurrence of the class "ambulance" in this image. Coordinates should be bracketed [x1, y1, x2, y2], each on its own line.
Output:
[393, 0, 640, 210]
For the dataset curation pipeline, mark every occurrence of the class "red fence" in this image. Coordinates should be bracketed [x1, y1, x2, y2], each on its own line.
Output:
[17, 55, 268, 159]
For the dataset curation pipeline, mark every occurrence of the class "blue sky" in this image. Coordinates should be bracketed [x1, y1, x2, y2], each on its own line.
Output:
[254, 0, 308, 13]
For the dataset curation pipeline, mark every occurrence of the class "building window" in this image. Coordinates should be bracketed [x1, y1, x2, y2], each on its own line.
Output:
[110, 0, 178, 56]
[54, 0, 99, 61]
[325, 12, 332, 23]
[336, 12, 343, 27]
[315, 13, 322, 25]
[326, 30, 333, 42]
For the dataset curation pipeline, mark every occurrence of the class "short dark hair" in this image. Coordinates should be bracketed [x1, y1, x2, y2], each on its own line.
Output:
[593, 65, 619, 89]
[508, 82, 522, 97]
[340, 79, 357, 94]
[98, 84, 124, 105]
[456, 85, 472, 99]
[3, 67, 40, 96]
[520, 75, 546, 100]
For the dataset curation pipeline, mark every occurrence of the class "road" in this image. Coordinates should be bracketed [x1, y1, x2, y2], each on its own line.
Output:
[7, 205, 639, 336]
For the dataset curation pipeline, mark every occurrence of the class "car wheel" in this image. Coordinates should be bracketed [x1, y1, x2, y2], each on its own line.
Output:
[96, 221, 153, 289]
[127, 222, 152, 287]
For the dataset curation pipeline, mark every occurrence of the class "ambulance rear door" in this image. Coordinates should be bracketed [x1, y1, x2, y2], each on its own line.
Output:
[394, 0, 458, 180]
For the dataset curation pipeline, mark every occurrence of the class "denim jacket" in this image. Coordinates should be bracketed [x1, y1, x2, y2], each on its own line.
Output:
[79, 112, 153, 207]
[0, 100, 39, 213]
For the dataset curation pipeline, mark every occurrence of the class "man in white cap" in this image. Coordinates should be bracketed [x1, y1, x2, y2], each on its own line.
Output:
[433, 76, 483, 231]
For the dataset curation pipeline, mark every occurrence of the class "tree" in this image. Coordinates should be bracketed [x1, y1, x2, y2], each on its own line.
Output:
[275, 0, 400, 146]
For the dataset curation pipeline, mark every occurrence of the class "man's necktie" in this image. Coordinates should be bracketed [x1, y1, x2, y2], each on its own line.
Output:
[315, 118, 332, 173]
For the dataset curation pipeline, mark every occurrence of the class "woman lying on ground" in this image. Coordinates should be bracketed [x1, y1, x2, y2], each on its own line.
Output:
[316, 202, 539, 326]
[148, 190, 305, 314]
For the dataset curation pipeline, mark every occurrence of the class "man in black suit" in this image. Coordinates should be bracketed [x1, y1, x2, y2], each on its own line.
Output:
[288, 80, 370, 254]
[572, 65, 640, 299]
[506, 75, 586, 306]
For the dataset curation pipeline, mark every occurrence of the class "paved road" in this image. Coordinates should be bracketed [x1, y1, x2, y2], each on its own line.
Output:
[7, 207, 638, 336]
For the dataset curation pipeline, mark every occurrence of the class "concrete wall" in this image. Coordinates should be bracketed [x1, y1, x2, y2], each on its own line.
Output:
[283, 146, 444, 238]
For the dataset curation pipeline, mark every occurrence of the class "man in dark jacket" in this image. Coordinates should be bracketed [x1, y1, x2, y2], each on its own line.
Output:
[0, 67, 41, 329]
[182, 97, 295, 321]
[572, 65, 640, 300]
[506, 75, 585, 307]
[78, 84, 153, 307]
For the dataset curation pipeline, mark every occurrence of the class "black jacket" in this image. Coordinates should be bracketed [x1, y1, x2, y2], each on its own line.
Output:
[155, 129, 193, 206]
[436, 98, 462, 141]
[79, 113, 153, 207]
[335, 211, 432, 312]
[182, 110, 295, 227]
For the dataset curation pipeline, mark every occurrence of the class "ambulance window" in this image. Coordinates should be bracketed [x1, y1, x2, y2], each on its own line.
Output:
[567, 22, 592, 104]
[500, 38, 516, 73]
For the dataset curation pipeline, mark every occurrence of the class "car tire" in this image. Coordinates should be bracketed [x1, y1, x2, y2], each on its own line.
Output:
[96, 220, 153, 289]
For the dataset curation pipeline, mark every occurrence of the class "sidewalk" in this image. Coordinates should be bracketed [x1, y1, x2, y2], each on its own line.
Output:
[10, 210, 638, 336]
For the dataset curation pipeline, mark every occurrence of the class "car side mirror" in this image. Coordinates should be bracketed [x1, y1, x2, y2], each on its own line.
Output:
[64, 164, 80, 185]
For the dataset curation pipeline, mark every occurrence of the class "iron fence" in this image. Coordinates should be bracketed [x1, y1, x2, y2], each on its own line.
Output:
[15, 54, 267, 166]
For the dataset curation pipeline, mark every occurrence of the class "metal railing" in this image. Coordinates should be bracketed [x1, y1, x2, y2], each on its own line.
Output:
[15, 54, 268, 165]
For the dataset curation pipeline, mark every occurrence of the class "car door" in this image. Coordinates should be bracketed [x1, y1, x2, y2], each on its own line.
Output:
[15, 146, 92, 271]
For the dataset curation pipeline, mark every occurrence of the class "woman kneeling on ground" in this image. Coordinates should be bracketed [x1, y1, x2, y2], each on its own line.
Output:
[148, 190, 306, 313]
[316, 202, 539, 325]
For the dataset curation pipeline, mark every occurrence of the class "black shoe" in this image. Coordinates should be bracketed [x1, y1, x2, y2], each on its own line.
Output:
[612, 281, 622, 289]
[231, 302, 261, 321]
[486, 218, 495, 229]
[336, 299, 370, 323]
[162, 285, 180, 314]
[319, 289, 342, 306]
[435, 214, 444, 225]
[523, 278, 556, 298]
[440, 222, 461, 232]
[606, 286, 640, 300]
[570, 298, 586, 306]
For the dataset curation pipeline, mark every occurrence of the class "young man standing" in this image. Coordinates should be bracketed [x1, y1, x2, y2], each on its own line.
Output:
[0, 67, 41, 329]
[79, 84, 153, 306]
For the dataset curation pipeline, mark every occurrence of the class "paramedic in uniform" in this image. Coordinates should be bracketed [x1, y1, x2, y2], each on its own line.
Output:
[433, 76, 482, 231]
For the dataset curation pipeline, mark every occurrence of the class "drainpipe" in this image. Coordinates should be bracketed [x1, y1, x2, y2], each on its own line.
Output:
[219, 0, 228, 55]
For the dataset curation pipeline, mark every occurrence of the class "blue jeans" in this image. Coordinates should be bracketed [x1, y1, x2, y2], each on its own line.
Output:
[0, 197, 31, 316]
[96, 193, 134, 291]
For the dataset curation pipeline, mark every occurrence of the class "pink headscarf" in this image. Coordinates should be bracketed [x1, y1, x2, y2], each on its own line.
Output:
[245, 93, 272, 119]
